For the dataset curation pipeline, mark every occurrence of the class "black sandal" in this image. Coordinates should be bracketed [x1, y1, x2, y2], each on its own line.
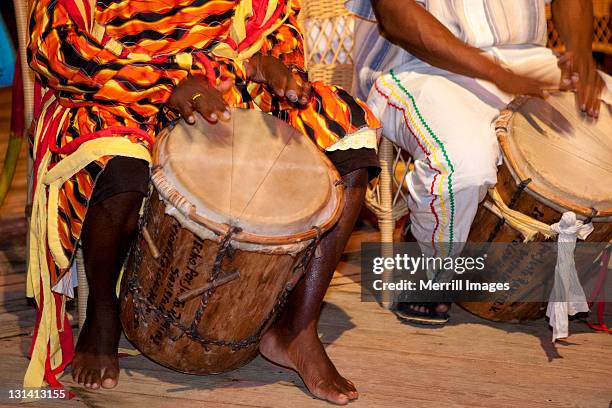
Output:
[393, 302, 451, 326]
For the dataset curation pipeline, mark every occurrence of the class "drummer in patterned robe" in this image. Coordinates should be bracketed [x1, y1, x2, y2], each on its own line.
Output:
[347, 0, 612, 325]
[26, 0, 380, 404]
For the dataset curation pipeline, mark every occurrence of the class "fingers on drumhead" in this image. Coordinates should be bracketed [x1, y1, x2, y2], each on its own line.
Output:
[286, 75, 302, 103]
[179, 101, 196, 124]
[193, 96, 228, 123]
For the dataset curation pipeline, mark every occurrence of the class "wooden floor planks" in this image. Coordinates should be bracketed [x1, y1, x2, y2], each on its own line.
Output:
[0, 86, 611, 407]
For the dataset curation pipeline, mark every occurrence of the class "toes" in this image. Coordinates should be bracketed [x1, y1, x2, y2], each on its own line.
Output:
[343, 390, 359, 401]
[335, 378, 358, 401]
[341, 382, 359, 400]
[101, 367, 120, 389]
[71, 366, 81, 382]
[83, 369, 101, 389]
[77, 368, 88, 386]
[83, 370, 92, 388]
[309, 379, 354, 405]
[90, 370, 102, 390]
[327, 391, 350, 405]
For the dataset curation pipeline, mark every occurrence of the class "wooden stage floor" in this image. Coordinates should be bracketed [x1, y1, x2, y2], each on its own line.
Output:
[1, 86, 611, 407]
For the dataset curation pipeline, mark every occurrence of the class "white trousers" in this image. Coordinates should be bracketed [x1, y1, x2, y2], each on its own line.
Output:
[366, 46, 612, 256]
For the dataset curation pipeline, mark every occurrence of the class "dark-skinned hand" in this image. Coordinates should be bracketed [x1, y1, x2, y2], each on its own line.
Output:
[245, 54, 312, 106]
[168, 75, 234, 124]
[493, 67, 555, 99]
[558, 51, 605, 118]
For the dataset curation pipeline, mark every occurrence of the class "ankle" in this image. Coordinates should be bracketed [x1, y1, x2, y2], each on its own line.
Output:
[270, 319, 318, 340]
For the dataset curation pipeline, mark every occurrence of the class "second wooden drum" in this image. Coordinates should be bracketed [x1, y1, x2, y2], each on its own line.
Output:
[462, 93, 612, 322]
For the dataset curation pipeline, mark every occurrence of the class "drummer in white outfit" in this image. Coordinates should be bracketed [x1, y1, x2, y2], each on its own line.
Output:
[346, 0, 612, 324]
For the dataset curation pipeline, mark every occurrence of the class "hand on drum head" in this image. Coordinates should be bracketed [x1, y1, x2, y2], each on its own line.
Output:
[168, 75, 233, 124]
[558, 52, 605, 119]
[494, 68, 556, 99]
[245, 54, 312, 106]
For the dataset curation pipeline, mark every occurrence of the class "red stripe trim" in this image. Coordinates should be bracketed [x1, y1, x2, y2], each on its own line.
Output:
[407, 123, 441, 256]
[49, 126, 154, 156]
[374, 84, 429, 155]
[375, 82, 444, 254]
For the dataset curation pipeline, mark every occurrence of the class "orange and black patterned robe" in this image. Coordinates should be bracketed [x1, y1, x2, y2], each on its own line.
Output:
[25, 0, 380, 389]
[29, 0, 379, 273]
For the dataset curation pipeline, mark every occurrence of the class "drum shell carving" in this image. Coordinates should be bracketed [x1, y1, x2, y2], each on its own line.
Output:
[120, 193, 309, 374]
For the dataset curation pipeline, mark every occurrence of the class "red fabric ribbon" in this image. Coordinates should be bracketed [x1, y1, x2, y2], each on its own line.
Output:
[586, 249, 611, 333]
[28, 278, 76, 399]
[49, 126, 154, 156]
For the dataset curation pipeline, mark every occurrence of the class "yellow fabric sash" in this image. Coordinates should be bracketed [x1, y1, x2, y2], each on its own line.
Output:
[25, 135, 151, 389]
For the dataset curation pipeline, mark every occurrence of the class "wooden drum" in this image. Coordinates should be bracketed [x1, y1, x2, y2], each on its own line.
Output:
[120, 109, 344, 374]
[461, 93, 612, 322]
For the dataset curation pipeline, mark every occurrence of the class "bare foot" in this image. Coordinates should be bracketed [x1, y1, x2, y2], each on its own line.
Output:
[71, 304, 121, 390]
[259, 326, 357, 405]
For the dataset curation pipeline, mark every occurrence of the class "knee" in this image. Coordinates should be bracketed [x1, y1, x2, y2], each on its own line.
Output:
[339, 168, 368, 214]
[453, 163, 497, 195]
[446, 137, 499, 192]
[342, 168, 368, 190]
[92, 191, 143, 230]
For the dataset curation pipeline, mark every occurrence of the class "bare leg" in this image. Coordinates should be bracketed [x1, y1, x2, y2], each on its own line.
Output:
[72, 191, 143, 389]
[260, 168, 367, 405]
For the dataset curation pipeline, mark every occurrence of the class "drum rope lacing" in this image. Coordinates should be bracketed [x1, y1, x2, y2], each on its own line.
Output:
[187, 225, 243, 338]
[484, 186, 599, 243]
[486, 178, 532, 242]
[125, 221, 323, 351]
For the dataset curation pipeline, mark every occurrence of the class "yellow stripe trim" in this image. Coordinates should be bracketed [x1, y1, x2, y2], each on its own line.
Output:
[379, 76, 451, 249]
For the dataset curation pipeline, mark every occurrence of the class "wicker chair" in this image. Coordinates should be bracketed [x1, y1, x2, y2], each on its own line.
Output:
[299, 0, 411, 250]
[546, 0, 612, 55]
[299, 0, 410, 307]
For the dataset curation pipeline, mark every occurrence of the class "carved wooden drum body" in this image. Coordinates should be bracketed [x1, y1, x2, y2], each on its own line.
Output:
[120, 109, 343, 374]
[462, 93, 612, 322]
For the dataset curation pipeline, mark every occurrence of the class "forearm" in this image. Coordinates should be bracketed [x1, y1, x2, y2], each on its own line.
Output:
[551, 0, 594, 56]
[371, 0, 506, 82]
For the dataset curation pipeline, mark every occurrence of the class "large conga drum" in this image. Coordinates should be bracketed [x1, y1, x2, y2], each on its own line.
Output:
[461, 93, 612, 322]
[120, 109, 344, 374]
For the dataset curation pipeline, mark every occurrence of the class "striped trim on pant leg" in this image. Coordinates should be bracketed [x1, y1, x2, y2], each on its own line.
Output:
[374, 71, 456, 256]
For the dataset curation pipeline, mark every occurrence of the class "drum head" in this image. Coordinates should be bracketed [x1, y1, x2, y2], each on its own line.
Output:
[156, 109, 341, 237]
[503, 93, 612, 216]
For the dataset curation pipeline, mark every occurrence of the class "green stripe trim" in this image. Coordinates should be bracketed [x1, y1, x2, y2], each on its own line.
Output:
[390, 69, 456, 254]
